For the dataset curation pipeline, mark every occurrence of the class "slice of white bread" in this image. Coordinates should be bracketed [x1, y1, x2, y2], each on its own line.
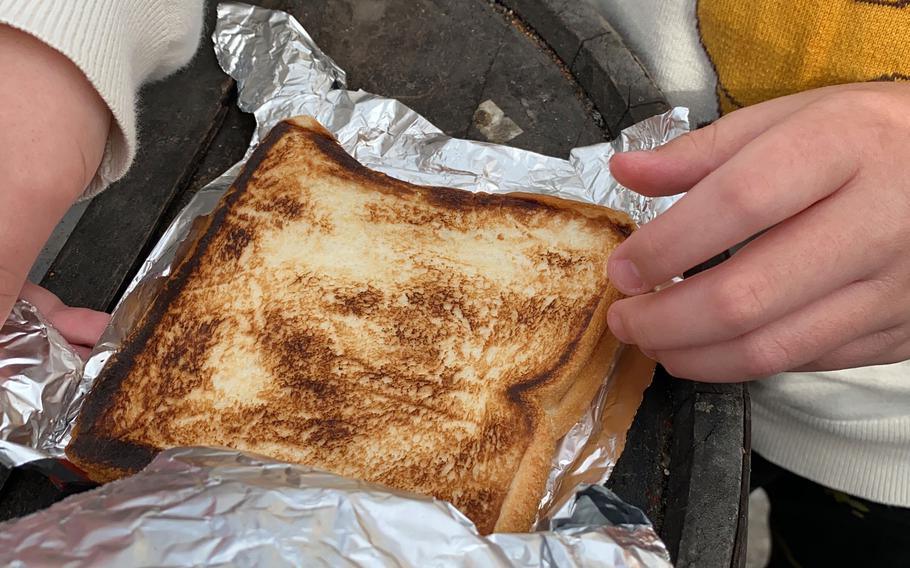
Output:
[67, 116, 634, 534]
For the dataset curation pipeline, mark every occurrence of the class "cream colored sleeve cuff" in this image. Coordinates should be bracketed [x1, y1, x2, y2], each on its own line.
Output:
[0, 0, 204, 198]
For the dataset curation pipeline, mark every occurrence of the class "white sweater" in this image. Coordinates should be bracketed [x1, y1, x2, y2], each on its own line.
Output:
[0, 0, 204, 197]
[596, 0, 910, 506]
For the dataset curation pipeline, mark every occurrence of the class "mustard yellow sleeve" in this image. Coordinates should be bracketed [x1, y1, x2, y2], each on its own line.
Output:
[698, 0, 910, 114]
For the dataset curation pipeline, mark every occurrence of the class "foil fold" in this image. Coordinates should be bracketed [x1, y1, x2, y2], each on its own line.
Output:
[0, 301, 82, 467]
[214, 2, 687, 225]
[0, 448, 671, 567]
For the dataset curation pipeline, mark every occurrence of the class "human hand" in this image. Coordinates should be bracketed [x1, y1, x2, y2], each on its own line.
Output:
[18, 282, 109, 360]
[605, 82, 910, 381]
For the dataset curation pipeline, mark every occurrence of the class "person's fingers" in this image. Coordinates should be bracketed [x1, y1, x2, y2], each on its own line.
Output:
[610, 97, 804, 196]
[648, 278, 900, 382]
[793, 325, 910, 372]
[606, 106, 858, 296]
[18, 281, 109, 348]
[608, 180, 883, 350]
[18, 280, 63, 314]
[48, 307, 110, 348]
[609, 83, 886, 198]
[0, 265, 20, 332]
[73, 345, 94, 361]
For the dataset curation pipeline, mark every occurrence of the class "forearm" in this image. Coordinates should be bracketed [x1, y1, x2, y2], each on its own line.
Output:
[0, 25, 109, 314]
[0, 0, 204, 199]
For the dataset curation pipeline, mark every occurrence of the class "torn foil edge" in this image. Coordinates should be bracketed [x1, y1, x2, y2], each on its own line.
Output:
[0, 0, 687, 552]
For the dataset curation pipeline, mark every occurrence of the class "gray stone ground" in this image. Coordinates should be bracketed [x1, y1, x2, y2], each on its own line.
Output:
[28, 201, 89, 284]
[748, 489, 771, 568]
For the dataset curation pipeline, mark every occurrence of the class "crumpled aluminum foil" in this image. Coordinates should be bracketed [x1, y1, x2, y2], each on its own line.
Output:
[212, 2, 687, 227]
[0, 447, 671, 567]
[0, 301, 82, 467]
[0, 2, 688, 565]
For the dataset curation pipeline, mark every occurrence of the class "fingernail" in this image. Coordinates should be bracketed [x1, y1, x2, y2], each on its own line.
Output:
[609, 258, 644, 294]
[607, 308, 630, 344]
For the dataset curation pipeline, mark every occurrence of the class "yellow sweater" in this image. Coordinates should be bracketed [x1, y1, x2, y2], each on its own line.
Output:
[699, 0, 910, 114]
[598, 0, 910, 507]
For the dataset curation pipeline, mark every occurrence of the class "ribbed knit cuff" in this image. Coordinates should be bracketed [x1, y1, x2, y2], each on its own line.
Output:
[752, 396, 910, 507]
[0, 0, 203, 197]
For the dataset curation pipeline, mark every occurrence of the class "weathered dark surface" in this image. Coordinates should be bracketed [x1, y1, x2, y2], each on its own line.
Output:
[0, 459, 98, 523]
[605, 371, 750, 568]
[662, 379, 751, 568]
[606, 370, 676, 528]
[40, 0, 234, 312]
[498, 0, 670, 135]
[3, 0, 747, 565]
[268, 0, 607, 154]
[0, 470, 59, 523]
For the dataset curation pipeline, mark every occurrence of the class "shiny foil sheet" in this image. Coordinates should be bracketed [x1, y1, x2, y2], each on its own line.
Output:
[0, 2, 687, 565]
[0, 448, 671, 567]
[0, 301, 82, 467]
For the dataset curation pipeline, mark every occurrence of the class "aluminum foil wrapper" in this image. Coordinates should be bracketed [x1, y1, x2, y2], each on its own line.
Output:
[0, 2, 687, 565]
[0, 301, 82, 467]
[0, 448, 671, 567]
[212, 3, 687, 226]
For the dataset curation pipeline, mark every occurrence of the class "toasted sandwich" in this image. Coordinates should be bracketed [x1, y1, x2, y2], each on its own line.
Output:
[66, 116, 634, 534]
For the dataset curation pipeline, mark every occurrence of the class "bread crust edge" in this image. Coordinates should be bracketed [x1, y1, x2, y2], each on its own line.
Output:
[66, 117, 634, 534]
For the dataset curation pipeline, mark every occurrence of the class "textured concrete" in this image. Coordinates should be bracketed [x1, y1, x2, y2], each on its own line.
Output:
[28, 201, 90, 284]
[499, 0, 669, 136]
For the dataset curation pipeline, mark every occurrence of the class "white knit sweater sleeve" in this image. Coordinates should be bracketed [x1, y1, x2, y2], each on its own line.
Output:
[0, 0, 205, 197]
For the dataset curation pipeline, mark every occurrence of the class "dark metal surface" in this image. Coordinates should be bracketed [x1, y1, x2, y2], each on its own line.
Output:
[3, 1, 748, 565]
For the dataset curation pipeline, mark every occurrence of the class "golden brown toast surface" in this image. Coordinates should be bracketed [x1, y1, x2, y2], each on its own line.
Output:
[67, 117, 633, 534]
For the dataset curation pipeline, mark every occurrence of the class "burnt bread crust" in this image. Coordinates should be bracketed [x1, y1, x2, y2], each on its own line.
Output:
[67, 123, 290, 481]
[66, 116, 634, 533]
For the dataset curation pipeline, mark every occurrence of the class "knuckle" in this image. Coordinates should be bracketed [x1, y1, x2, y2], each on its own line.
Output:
[815, 89, 905, 130]
[635, 223, 662, 256]
[711, 273, 769, 335]
[683, 128, 711, 155]
[636, 227, 678, 283]
[867, 327, 906, 353]
[0, 266, 20, 301]
[866, 274, 900, 296]
[694, 119, 724, 152]
[740, 335, 794, 378]
[723, 175, 769, 222]
[843, 90, 896, 114]
[860, 277, 904, 325]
